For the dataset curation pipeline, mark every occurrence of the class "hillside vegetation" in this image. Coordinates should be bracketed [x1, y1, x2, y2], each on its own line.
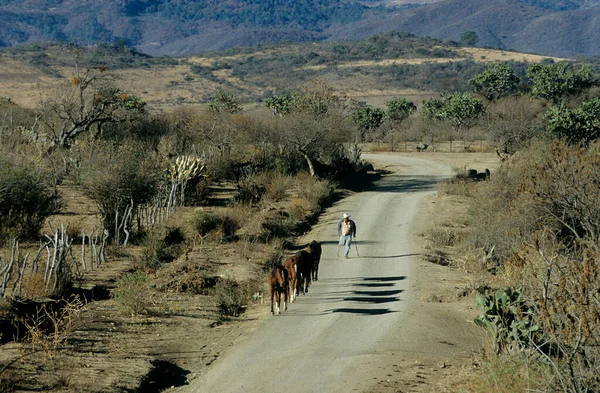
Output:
[1, 0, 600, 57]
[0, 35, 570, 110]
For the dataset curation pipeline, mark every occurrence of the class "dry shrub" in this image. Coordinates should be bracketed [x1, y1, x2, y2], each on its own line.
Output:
[214, 278, 247, 318]
[113, 271, 154, 315]
[159, 262, 215, 295]
[263, 172, 293, 202]
[466, 146, 545, 268]
[18, 297, 85, 360]
[484, 95, 545, 155]
[190, 209, 241, 242]
[462, 354, 548, 393]
[80, 144, 161, 240]
[139, 226, 186, 270]
[0, 368, 18, 393]
[525, 141, 600, 246]
[21, 273, 49, 298]
[468, 141, 600, 391]
[260, 215, 299, 241]
[63, 221, 83, 241]
[521, 242, 600, 392]
[438, 177, 475, 197]
[235, 170, 266, 204]
[215, 215, 240, 242]
[294, 173, 335, 212]
[192, 211, 221, 236]
[425, 227, 463, 247]
[288, 197, 311, 221]
[223, 203, 253, 232]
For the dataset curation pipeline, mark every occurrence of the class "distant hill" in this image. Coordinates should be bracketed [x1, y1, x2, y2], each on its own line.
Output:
[0, 0, 600, 57]
[330, 0, 600, 58]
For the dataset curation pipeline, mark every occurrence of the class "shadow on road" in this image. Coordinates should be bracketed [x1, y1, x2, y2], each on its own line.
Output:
[288, 240, 380, 250]
[342, 296, 399, 304]
[326, 308, 397, 315]
[351, 289, 404, 296]
[289, 276, 406, 313]
[357, 253, 420, 259]
[367, 174, 441, 194]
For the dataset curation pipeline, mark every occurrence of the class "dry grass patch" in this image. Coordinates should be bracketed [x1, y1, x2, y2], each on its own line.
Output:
[458, 354, 549, 393]
[456, 47, 569, 63]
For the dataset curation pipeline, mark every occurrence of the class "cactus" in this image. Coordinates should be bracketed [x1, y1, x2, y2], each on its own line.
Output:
[474, 286, 540, 354]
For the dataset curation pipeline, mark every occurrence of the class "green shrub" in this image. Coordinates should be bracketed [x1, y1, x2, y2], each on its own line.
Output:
[219, 215, 240, 241]
[192, 212, 222, 236]
[214, 278, 247, 318]
[191, 211, 239, 241]
[140, 227, 186, 270]
[163, 226, 186, 246]
[235, 175, 266, 204]
[82, 147, 160, 241]
[113, 271, 153, 315]
[260, 216, 299, 241]
[0, 158, 62, 239]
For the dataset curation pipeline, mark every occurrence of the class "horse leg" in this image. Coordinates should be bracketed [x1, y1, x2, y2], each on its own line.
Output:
[270, 286, 275, 315]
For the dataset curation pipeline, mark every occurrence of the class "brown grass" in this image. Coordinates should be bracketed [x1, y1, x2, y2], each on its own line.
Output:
[458, 354, 548, 393]
[456, 47, 568, 63]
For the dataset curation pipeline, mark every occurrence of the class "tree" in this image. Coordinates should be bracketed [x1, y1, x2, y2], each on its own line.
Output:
[485, 96, 545, 155]
[350, 105, 385, 161]
[460, 30, 479, 46]
[266, 82, 348, 176]
[527, 62, 595, 103]
[544, 97, 600, 144]
[469, 63, 520, 101]
[38, 63, 146, 149]
[264, 93, 297, 116]
[423, 91, 485, 151]
[385, 98, 416, 151]
[351, 106, 385, 132]
[0, 158, 62, 239]
[208, 89, 242, 114]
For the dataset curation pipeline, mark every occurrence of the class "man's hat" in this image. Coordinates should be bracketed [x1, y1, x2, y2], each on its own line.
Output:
[343, 213, 349, 218]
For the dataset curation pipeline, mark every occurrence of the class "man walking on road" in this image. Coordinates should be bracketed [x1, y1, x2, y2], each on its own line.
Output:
[338, 213, 356, 259]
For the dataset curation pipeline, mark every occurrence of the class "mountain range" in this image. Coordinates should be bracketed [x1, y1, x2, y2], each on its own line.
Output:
[0, 0, 599, 58]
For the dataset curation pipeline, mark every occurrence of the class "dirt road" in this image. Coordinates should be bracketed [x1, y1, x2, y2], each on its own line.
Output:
[181, 154, 459, 393]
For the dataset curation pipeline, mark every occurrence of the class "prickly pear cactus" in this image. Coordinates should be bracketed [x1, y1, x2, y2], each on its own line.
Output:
[474, 287, 540, 354]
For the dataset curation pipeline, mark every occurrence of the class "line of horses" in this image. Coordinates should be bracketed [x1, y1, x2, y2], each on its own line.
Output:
[268, 240, 322, 315]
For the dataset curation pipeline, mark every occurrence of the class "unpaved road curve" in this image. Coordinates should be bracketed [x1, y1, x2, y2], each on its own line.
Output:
[183, 154, 454, 393]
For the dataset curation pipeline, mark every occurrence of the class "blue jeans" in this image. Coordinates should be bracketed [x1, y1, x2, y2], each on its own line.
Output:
[339, 235, 352, 257]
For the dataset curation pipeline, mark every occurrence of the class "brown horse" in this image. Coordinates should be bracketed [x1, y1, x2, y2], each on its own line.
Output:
[283, 255, 299, 303]
[269, 265, 288, 315]
[308, 240, 322, 282]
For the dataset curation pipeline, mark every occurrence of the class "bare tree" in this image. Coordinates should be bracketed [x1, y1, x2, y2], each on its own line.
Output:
[37, 56, 145, 149]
